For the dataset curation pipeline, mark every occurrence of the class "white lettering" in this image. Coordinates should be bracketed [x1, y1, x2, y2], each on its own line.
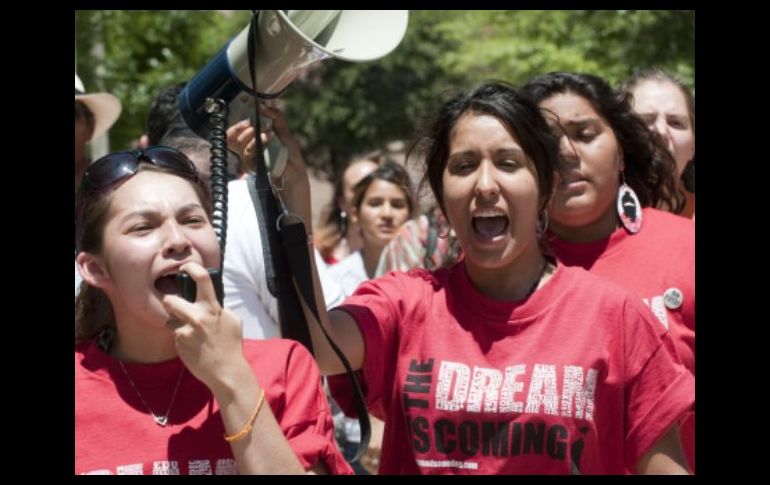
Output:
[215, 459, 238, 475]
[152, 461, 180, 475]
[499, 364, 526, 413]
[643, 296, 669, 329]
[525, 364, 559, 416]
[434, 360, 599, 420]
[435, 361, 471, 411]
[466, 366, 503, 413]
[561, 366, 597, 421]
[116, 463, 143, 475]
[416, 458, 479, 469]
[188, 460, 212, 475]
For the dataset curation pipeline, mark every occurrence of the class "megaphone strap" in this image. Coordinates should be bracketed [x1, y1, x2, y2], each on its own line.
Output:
[279, 221, 371, 463]
[242, 10, 371, 464]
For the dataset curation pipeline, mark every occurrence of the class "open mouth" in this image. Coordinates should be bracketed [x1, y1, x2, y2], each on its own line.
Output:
[472, 214, 509, 242]
[154, 274, 180, 296]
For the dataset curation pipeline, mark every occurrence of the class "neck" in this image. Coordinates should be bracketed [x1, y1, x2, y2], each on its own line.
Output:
[361, 243, 385, 278]
[75, 158, 87, 192]
[110, 304, 178, 363]
[346, 224, 365, 253]
[550, 205, 619, 243]
[465, 246, 551, 301]
[680, 190, 695, 219]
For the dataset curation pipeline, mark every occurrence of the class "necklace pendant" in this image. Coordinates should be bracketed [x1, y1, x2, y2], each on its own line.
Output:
[154, 415, 168, 427]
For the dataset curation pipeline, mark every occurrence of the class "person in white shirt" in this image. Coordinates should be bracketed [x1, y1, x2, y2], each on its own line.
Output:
[328, 161, 416, 297]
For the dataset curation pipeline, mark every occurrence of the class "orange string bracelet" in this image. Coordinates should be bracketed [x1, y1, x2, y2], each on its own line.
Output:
[224, 389, 266, 443]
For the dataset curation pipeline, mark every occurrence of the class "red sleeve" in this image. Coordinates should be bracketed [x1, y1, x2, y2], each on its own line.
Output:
[329, 271, 411, 420]
[258, 341, 353, 475]
[622, 299, 695, 470]
[326, 370, 366, 419]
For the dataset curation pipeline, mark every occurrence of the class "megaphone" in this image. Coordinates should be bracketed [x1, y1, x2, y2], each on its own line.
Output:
[179, 10, 409, 175]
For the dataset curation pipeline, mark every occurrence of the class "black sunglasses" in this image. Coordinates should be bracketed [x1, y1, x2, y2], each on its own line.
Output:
[81, 146, 199, 193]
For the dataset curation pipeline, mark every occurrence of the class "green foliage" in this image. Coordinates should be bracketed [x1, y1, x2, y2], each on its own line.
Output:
[431, 10, 694, 87]
[76, 10, 250, 150]
[285, 10, 693, 175]
[283, 10, 467, 175]
[75, 10, 694, 173]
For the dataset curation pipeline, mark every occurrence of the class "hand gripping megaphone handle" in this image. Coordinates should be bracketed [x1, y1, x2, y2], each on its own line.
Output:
[265, 141, 289, 179]
[249, 109, 289, 178]
[179, 10, 409, 141]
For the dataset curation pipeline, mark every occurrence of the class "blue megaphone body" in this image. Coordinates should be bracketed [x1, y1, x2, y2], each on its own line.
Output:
[179, 10, 409, 175]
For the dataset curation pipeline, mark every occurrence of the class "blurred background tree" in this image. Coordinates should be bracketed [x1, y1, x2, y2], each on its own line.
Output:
[76, 10, 694, 178]
[75, 10, 250, 153]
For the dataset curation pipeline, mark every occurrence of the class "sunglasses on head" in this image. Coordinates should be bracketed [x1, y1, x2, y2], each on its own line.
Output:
[80, 146, 199, 193]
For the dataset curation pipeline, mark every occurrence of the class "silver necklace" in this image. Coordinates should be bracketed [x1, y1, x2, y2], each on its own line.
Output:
[119, 360, 185, 427]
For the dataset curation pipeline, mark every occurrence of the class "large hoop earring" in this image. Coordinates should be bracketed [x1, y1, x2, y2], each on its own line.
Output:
[616, 175, 642, 234]
[433, 210, 452, 239]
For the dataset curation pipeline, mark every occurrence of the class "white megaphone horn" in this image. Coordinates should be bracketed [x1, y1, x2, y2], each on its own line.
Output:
[179, 10, 409, 175]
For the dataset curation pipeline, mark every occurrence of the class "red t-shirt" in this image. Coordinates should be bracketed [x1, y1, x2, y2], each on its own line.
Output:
[328, 263, 693, 474]
[549, 207, 695, 470]
[75, 339, 352, 475]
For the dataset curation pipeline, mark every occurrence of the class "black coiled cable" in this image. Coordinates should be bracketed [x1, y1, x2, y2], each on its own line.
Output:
[205, 97, 229, 267]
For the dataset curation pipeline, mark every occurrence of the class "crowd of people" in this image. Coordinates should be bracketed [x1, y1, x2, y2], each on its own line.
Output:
[75, 45, 695, 475]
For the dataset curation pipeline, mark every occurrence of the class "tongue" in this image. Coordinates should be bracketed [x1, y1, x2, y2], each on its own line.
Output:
[155, 275, 178, 295]
[473, 216, 508, 241]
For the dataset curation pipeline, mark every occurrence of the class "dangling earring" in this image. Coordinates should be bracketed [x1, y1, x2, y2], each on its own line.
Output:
[616, 174, 642, 234]
[96, 326, 115, 353]
[339, 210, 348, 235]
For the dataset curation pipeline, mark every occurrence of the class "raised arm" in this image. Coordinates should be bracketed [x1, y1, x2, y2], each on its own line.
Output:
[256, 104, 365, 376]
[163, 261, 305, 474]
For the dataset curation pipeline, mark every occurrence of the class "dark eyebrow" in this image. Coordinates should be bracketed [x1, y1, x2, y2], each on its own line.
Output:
[495, 148, 526, 159]
[448, 149, 476, 160]
[118, 204, 205, 224]
[177, 203, 205, 215]
[449, 148, 526, 159]
[561, 118, 602, 127]
[119, 210, 156, 225]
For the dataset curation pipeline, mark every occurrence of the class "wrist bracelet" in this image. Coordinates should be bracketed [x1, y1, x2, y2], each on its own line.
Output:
[224, 389, 266, 443]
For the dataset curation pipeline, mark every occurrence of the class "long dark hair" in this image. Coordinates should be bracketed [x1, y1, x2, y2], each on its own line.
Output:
[620, 68, 695, 193]
[410, 81, 560, 220]
[315, 152, 384, 260]
[75, 163, 212, 346]
[351, 160, 416, 218]
[521, 72, 684, 212]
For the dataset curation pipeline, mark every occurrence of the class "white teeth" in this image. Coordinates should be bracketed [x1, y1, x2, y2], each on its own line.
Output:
[473, 209, 506, 218]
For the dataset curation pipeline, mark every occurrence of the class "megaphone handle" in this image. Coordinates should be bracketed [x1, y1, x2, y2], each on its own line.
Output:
[251, 109, 288, 178]
[264, 138, 289, 178]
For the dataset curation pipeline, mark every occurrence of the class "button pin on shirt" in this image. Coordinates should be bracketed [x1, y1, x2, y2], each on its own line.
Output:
[663, 287, 684, 310]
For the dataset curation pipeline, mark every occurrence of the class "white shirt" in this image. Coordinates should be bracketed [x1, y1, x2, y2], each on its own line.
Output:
[223, 179, 344, 339]
[75, 260, 82, 296]
[327, 250, 369, 299]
